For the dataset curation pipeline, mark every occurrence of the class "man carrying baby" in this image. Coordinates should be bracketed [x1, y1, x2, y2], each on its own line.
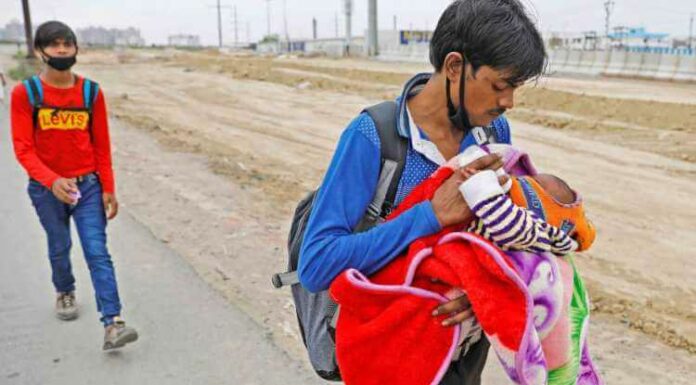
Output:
[298, 0, 549, 383]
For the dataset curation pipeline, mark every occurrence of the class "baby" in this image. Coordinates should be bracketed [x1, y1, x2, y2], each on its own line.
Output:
[456, 144, 595, 255]
[446, 144, 595, 359]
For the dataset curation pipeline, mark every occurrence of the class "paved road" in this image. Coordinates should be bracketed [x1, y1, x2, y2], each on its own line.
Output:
[0, 104, 323, 385]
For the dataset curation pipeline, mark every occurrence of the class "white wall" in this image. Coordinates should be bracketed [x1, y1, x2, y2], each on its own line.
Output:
[548, 49, 696, 82]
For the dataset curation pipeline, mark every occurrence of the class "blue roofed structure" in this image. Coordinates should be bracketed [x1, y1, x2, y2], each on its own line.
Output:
[608, 27, 669, 40]
[608, 27, 670, 51]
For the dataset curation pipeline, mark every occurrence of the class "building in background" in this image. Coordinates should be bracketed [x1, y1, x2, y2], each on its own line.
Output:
[113, 27, 145, 46]
[544, 31, 589, 50]
[0, 19, 25, 43]
[168, 34, 201, 48]
[77, 26, 145, 47]
[608, 26, 670, 50]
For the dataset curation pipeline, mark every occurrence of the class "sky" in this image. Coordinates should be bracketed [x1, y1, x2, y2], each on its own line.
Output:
[1, 0, 694, 46]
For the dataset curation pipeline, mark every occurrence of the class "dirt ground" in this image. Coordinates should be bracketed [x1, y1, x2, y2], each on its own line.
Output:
[7, 46, 694, 383]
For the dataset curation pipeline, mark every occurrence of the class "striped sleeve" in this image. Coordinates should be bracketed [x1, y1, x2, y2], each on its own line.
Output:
[471, 194, 578, 254]
[460, 170, 577, 255]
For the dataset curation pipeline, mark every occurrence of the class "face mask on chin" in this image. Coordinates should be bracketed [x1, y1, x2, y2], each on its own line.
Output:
[41, 50, 77, 71]
[446, 53, 474, 134]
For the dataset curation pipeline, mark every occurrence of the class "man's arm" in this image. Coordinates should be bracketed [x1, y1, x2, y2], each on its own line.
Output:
[298, 114, 442, 293]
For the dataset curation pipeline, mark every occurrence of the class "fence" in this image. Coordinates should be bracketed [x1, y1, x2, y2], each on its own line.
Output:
[547, 48, 696, 82]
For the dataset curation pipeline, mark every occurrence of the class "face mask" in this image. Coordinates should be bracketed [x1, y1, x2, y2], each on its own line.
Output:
[41, 51, 77, 71]
[446, 54, 473, 133]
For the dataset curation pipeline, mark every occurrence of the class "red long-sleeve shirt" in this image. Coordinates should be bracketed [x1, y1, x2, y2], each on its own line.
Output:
[10, 75, 115, 193]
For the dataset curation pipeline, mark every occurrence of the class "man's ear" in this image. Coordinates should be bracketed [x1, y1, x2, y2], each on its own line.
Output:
[444, 52, 464, 82]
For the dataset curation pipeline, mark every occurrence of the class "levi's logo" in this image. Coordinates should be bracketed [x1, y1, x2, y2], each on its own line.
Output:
[37, 108, 90, 131]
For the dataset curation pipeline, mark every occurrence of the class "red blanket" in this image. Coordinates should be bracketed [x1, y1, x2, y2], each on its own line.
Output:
[330, 167, 529, 385]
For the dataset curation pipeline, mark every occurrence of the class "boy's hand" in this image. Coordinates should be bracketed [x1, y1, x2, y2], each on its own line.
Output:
[51, 178, 79, 204]
[103, 193, 119, 220]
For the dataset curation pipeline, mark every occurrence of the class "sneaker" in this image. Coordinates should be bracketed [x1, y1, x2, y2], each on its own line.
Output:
[55, 292, 78, 321]
[103, 317, 138, 351]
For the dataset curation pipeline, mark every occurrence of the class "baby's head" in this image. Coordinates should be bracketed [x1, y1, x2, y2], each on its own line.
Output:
[507, 172, 595, 252]
[532, 174, 576, 205]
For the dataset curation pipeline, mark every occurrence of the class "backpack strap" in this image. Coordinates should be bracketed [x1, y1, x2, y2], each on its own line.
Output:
[23, 75, 43, 106]
[354, 101, 408, 232]
[82, 78, 99, 110]
[82, 78, 99, 141]
[22, 75, 43, 128]
[272, 101, 407, 288]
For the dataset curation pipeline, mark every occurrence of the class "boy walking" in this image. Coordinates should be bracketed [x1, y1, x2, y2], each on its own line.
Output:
[10, 21, 138, 350]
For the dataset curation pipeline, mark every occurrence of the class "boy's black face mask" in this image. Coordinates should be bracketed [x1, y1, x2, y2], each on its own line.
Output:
[446, 54, 473, 133]
[41, 51, 77, 71]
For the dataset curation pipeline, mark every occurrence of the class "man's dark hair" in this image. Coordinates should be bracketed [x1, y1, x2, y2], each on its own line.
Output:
[34, 21, 77, 50]
[429, 0, 546, 84]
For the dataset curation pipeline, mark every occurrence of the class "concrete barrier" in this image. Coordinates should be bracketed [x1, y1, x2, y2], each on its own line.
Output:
[638, 51, 661, 79]
[623, 52, 644, 77]
[655, 54, 679, 81]
[544, 49, 696, 82]
[673, 55, 696, 82]
[546, 49, 566, 74]
[590, 50, 611, 74]
[562, 50, 583, 74]
[576, 50, 600, 75]
[603, 50, 628, 76]
[378, 45, 696, 82]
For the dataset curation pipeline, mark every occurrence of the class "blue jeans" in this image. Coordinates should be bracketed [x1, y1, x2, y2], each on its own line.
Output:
[28, 174, 121, 326]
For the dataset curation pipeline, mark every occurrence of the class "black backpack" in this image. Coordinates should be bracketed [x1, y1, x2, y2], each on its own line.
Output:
[22, 74, 100, 140]
[272, 101, 407, 381]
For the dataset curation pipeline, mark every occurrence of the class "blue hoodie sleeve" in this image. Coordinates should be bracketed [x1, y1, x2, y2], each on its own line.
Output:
[298, 113, 442, 293]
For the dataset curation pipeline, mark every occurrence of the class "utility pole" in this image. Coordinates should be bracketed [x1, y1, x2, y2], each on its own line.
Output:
[247, 21, 251, 44]
[216, 0, 223, 48]
[335, 12, 339, 38]
[393, 15, 397, 31]
[367, 0, 378, 56]
[344, 0, 353, 56]
[266, 0, 272, 36]
[689, 12, 694, 51]
[604, 0, 615, 48]
[21, 0, 34, 58]
[312, 17, 318, 40]
[209, 1, 232, 47]
[233, 5, 238, 47]
[283, 0, 289, 43]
